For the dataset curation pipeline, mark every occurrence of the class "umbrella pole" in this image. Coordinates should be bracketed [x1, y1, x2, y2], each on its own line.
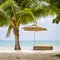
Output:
[34, 31, 35, 46]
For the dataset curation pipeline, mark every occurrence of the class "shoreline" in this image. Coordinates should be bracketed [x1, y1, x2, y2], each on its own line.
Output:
[0, 48, 60, 53]
[0, 46, 60, 54]
[0, 45, 60, 50]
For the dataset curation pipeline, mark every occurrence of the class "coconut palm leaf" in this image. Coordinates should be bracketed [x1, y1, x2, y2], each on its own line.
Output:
[15, 0, 54, 18]
[0, 0, 20, 19]
[0, 9, 10, 26]
[45, 0, 60, 23]
[17, 8, 36, 25]
[0, 16, 9, 26]
[53, 14, 60, 24]
[0, 0, 6, 5]
[6, 24, 12, 37]
[30, 1, 55, 18]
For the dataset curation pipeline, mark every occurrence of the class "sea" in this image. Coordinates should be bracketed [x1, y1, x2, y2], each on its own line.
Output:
[0, 40, 60, 50]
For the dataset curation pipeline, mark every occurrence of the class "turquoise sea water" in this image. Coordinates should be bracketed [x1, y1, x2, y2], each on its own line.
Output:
[0, 40, 60, 50]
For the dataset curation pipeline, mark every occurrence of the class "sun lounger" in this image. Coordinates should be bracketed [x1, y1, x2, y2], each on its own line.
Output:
[33, 45, 53, 50]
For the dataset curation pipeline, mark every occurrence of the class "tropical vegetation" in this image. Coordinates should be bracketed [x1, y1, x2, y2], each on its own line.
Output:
[44, 0, 60, 24]
[53, 54, 60, 58]
[0, 0, 54, 50]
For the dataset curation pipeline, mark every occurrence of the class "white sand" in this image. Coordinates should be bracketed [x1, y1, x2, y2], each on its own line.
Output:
[0, 50, 60, 60]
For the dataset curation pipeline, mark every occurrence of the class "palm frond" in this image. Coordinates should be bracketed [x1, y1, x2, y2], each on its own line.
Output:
[53, 15, 60, 24]
[48, 0, 60, 23]
[6, 24, 12, 37]
[0, 16, 9, 26]
[0, 0, 12, 19]
[0, 0, 20, 19]
[0, 9, 10, 26]
[8, 0, 20, 21]
[17, 8, 36, 25]
[0, 0, 7, 5]
[42, 0, 50, 3]
[30, 2, 55, 18]
[16, 0, 33, 8]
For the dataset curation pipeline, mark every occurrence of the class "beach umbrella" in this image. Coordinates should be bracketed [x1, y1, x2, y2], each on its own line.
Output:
[22, 24, 47, 45]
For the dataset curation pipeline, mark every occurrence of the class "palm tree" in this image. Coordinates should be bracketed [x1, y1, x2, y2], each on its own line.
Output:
[0, 0, 35, 50]
[0, 0, 53, 50]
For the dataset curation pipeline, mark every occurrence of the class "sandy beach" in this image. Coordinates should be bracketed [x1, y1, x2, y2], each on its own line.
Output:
[0, 50, 60, 60]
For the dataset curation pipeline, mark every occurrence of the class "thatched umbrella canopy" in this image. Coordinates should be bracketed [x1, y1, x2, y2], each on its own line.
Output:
[23, 24, 47, 31]
[22, 24, 47, 45]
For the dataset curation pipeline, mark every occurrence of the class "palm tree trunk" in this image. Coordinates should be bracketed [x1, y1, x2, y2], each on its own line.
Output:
[13, 27, 21, 50]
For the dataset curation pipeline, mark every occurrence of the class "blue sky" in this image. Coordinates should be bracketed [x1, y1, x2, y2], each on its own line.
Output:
[0, 16, 60, 41]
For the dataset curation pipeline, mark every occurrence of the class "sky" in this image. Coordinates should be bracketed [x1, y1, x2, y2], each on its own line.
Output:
[0, 16, 60, 41]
